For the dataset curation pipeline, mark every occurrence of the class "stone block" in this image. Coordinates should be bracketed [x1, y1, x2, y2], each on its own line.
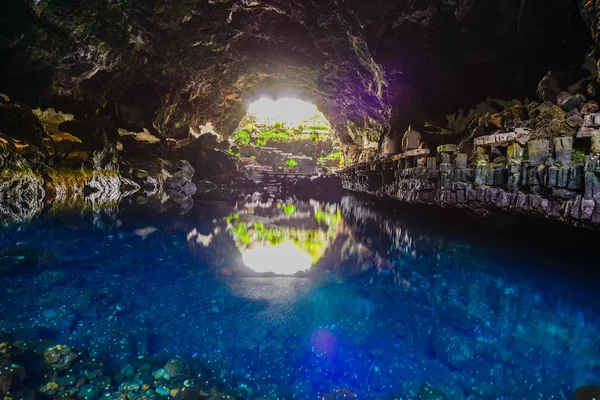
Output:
[567, 165, 584, 190]
[592, 203, 600, 224]
[571, 195, 582, 219]
[584, 171, 600, 201]
[547, 166, 558, 188]
[516, 193, 528, 209]
[557, 166, 570, 188]
[592, 133, 600, 154]
[584, 113, 600, 128]
[507, 173, 521, 193]
[467, 188, 477, 201]
[529, 194, 542, 210]
[427, 157, 437, 172]
[528, 166, 539, 186]
[553, 137, 573, 166]
[507, 143, 524, 162]
[440, 153, 451, 164]
[474, 165, 487, 186]
[547, 201, 561, 218]
[485, 168, 495, 186]
[581, 199, 595, 220]
[577, 127, 599, 138]
[456, 189, 466, 203]
[474, 132, 518, 146]
[557, 91, 586, 111]
[455, 153, 468, 169]
[493, 168, 506, 186]
[437, 144, 457, 153]
[552, 188, 578, 199]
[477, 187, 486, 202]
[528, 139, 550, 165]
[440, 163, 452, 173]
[508, 161, 521, 174]
[536, 165, 547, 187]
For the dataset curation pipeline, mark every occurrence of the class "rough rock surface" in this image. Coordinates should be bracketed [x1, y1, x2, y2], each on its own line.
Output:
[0, 0, 594, 146]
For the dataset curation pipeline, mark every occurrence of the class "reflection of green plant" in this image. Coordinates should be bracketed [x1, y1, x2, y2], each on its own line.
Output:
[225, 201, 341, 264]
[285, 159, 298, 168]
[283, 204, 296, 215]
[233, 131, 250, 146]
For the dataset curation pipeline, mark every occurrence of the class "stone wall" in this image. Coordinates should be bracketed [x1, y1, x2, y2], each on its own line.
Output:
[341, 127, 600, 229]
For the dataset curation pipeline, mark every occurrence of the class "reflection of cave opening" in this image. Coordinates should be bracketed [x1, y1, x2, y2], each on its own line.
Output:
[232, 98, 340, 173]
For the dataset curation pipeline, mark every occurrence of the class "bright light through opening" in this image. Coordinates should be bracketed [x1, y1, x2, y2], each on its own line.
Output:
[242, 242, 312, 275]
[247, 98, 328, 127]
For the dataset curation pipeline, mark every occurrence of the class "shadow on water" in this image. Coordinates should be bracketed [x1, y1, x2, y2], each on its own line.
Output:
[0, 189, 599, 399]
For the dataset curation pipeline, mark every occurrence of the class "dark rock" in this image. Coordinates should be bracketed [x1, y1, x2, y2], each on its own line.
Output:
[581, 199, 596, 220]
[548, 166, 558, 188]
[568, 165, 584, 190]
[455, 154, 468, 169]
[556, 92, 586, 111]
[528, 139, 550, 165]
[584, 172, 600, 201]
[566, 109, 583, 128]
[581, 100, 600, 115]
[557, 166, 570, 188]
[553, 136, 573, 166]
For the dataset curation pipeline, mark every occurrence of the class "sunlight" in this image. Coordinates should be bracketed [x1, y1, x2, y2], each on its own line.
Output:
[247, 98, 327, 127]
[242, 241, 312, 275]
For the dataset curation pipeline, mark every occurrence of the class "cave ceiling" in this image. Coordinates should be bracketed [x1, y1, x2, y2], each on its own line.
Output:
[0, 0, 595, 144]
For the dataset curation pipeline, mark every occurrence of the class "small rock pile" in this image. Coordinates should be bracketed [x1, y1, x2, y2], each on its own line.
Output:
[0, 340, 239, 400]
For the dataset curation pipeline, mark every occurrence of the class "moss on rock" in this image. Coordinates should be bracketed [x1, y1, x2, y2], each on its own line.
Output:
[526, 105, 575, 140]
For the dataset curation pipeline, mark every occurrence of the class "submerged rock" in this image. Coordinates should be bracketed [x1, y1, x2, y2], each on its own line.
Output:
[43, 345, 78, 371]
[0, 359, 26, 395]
[0, 248, 55, 276]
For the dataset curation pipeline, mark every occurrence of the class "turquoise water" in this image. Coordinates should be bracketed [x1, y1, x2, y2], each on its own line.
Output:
[0, 192, 599, 399]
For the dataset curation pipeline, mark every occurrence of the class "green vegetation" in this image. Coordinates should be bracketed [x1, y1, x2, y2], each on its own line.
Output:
[572, 149, 586, 164]
[228, 149, 241, 157]
[285, 159, 298, 168]
[306, 125, 328, 131]
[233, 131, 250, 146]
[318, 151, 342, 165]
[231, 121, 331, 145]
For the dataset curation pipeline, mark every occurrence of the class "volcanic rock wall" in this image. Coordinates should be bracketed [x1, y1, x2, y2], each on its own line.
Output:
[341, 117, 600, 230]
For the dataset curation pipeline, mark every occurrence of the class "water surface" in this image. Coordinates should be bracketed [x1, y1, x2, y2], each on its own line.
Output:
[1, 192, 599, 399]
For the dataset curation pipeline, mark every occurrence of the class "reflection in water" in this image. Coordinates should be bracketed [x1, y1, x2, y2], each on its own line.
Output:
[0, 192, 599, 400]
[242, 242, 312, 274]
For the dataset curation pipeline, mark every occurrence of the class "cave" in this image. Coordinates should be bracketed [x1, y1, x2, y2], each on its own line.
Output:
[1, 1, 600, 399]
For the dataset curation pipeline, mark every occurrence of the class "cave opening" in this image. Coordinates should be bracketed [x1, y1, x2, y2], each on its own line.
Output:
[230, 97, 340, 173]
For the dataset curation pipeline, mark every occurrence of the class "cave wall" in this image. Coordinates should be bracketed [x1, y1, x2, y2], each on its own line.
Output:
[1, 0, 597, 153]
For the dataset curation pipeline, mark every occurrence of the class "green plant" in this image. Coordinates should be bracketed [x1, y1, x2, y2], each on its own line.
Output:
[274, 121, 283, 129]
[307, 125, 328, 131]
[297, 124, 305, 131]
[572, 149, 586, 164]
[285, 159, 298, 168]
[233, 131, 250, 146]
[256, 139, 267, 146]
[228, 148, 241, 157]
